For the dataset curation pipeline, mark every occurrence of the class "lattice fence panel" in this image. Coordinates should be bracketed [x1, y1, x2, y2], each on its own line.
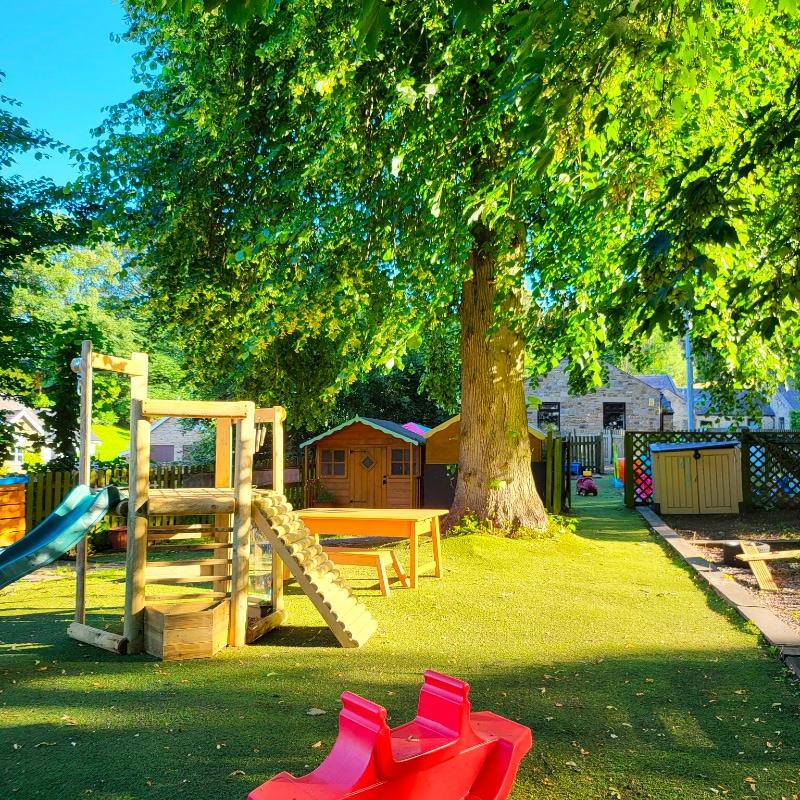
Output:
[744, 433, 800, 511]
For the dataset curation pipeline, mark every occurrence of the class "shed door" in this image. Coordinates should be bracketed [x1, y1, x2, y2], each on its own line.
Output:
[655, 452, 698, 514]
[696, 450, 739, 513]
[348, 447, 387, 508]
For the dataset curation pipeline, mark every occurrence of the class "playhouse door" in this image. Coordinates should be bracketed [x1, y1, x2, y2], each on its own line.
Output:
[349, 447, 387, 508]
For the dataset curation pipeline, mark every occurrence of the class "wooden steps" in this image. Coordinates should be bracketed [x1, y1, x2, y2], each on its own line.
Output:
[252, 491, 378, 648]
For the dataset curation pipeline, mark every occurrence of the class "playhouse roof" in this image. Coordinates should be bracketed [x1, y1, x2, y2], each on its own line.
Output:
[300, 416, 427, 448]
[424, 414, 547, 441]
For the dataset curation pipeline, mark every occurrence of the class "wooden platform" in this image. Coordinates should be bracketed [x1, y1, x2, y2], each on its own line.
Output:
[115, 488, 237, 516]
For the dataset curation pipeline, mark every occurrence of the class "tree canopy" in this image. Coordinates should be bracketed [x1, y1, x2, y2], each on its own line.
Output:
[83, 0, 799, 525]
[0, 78, 87, 461]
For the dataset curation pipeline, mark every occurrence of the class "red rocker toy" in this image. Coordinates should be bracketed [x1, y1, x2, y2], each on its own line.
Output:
[248, 671, 532, 800]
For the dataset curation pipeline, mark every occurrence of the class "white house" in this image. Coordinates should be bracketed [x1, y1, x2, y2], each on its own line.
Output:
[0, 399, 53, 472]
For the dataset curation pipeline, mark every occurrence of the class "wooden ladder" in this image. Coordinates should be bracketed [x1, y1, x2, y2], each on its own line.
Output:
[252, 492, 378, 648]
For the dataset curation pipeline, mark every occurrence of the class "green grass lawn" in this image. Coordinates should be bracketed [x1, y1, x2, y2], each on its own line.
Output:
[2, 480, 799, 799]
[92, 424, 129, 461]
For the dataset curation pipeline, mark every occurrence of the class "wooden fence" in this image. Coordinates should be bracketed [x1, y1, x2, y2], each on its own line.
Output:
[623, 430, 800, 511]
[568, 434, 603, 474]
[544, 433, 571, 513]
[25, 464, 212, 530]
[24, 466, 307, 531]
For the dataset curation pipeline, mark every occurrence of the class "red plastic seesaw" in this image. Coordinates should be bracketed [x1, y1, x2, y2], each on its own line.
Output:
[248, 671, 533, 800]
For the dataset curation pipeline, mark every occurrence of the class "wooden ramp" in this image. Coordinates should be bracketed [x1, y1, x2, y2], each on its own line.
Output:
[252, 491, 377, 648]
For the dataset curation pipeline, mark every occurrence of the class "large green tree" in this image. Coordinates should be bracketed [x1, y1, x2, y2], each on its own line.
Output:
[0, 77, 86, 462]
[90, 0, 797, 528]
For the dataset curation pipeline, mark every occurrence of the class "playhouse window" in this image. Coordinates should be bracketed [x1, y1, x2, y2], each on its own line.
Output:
[321, 449, 346, 476]
[391, 448, 411, 476]
[537, 402, 560, 430]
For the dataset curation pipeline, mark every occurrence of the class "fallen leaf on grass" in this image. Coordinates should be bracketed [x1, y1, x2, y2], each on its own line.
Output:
[34, 742, 56, 748]
[228, 770, 246, 778]
[306, 708, 326, 716]
[60, 715, 77, 726]
[311, 741, 323, 748]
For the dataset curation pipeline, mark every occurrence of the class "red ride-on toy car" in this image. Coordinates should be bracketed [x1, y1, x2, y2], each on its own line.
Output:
[576, 470, 598, 496]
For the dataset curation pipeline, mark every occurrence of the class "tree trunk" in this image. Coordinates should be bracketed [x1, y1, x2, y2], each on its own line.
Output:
[448, 227, 548, 532]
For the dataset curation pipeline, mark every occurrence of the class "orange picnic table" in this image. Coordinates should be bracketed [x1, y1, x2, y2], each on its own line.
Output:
[297, 508, 448, 589]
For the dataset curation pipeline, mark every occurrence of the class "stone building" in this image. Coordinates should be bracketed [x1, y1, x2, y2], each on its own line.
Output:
[637, 375, 777, 430]
[526, 361, 667, 434]
[148, 416, 206, 462]
[770, 387, 800, 430]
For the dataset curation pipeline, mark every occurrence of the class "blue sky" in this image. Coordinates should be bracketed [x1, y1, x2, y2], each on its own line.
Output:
[1, 1, 138, 184]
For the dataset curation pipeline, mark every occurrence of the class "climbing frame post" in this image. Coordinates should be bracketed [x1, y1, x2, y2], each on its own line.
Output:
[229, 402, 255, 647]
[214, 418, 233, 598]
[271, 406, 285, 613]
[74, 340, 93, 624]
[123, 352, 150, 653]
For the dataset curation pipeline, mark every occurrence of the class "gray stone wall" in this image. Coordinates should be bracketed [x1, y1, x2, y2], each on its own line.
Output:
[526, 361, 663, 433]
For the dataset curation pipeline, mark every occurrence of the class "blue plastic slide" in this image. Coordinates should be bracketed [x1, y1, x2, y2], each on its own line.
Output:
[0, 485, 119, 590]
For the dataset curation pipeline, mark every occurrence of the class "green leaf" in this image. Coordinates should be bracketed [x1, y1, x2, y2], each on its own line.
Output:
[357, 0, 390, 52]
[453, 0, 492, 32]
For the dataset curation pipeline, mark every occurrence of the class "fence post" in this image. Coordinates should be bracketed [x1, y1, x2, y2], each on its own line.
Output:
[623, 433, 634, 508]
[553, 437, 563, 514]
[741, 432, 753, 511]
[544, 430, 554, 511]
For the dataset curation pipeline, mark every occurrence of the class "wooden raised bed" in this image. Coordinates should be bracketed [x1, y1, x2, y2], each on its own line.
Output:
[144, 599, 229, 661]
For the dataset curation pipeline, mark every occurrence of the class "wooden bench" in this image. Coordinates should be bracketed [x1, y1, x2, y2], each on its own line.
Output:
[737, 545, 800, 592]
[283, 536, 410, 597]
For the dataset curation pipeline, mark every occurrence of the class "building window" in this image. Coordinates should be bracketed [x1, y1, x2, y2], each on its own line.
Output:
[779, 417, 786, 430]
[603, 402, 626, 430]
[12, 444, 24, 464]
[321, 449, 346, 476]
[391, 448, 410, 476]
[537, 402, 560, 430]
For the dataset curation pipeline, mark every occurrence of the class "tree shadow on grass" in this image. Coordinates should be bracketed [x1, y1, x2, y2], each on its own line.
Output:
[0, 647, 798, 799]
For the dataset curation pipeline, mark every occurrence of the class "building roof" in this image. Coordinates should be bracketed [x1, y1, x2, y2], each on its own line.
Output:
[0, 398, 47, 437]
[634, 379, 776, 418]
[425, 414, 547, 441]
[402, 422, 431, 436]
[300, 416, 427, 448]
[693, 390, 774, 418]
[777, 387, 800, 411]
[635, 374, 680, 394]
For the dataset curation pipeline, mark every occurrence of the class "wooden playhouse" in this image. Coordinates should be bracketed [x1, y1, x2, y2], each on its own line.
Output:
[423, 415, 546, 508]
[301, 417, 425, 509]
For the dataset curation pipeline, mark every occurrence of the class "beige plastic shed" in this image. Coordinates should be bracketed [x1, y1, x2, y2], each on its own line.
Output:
[650, 441, 743, 515]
